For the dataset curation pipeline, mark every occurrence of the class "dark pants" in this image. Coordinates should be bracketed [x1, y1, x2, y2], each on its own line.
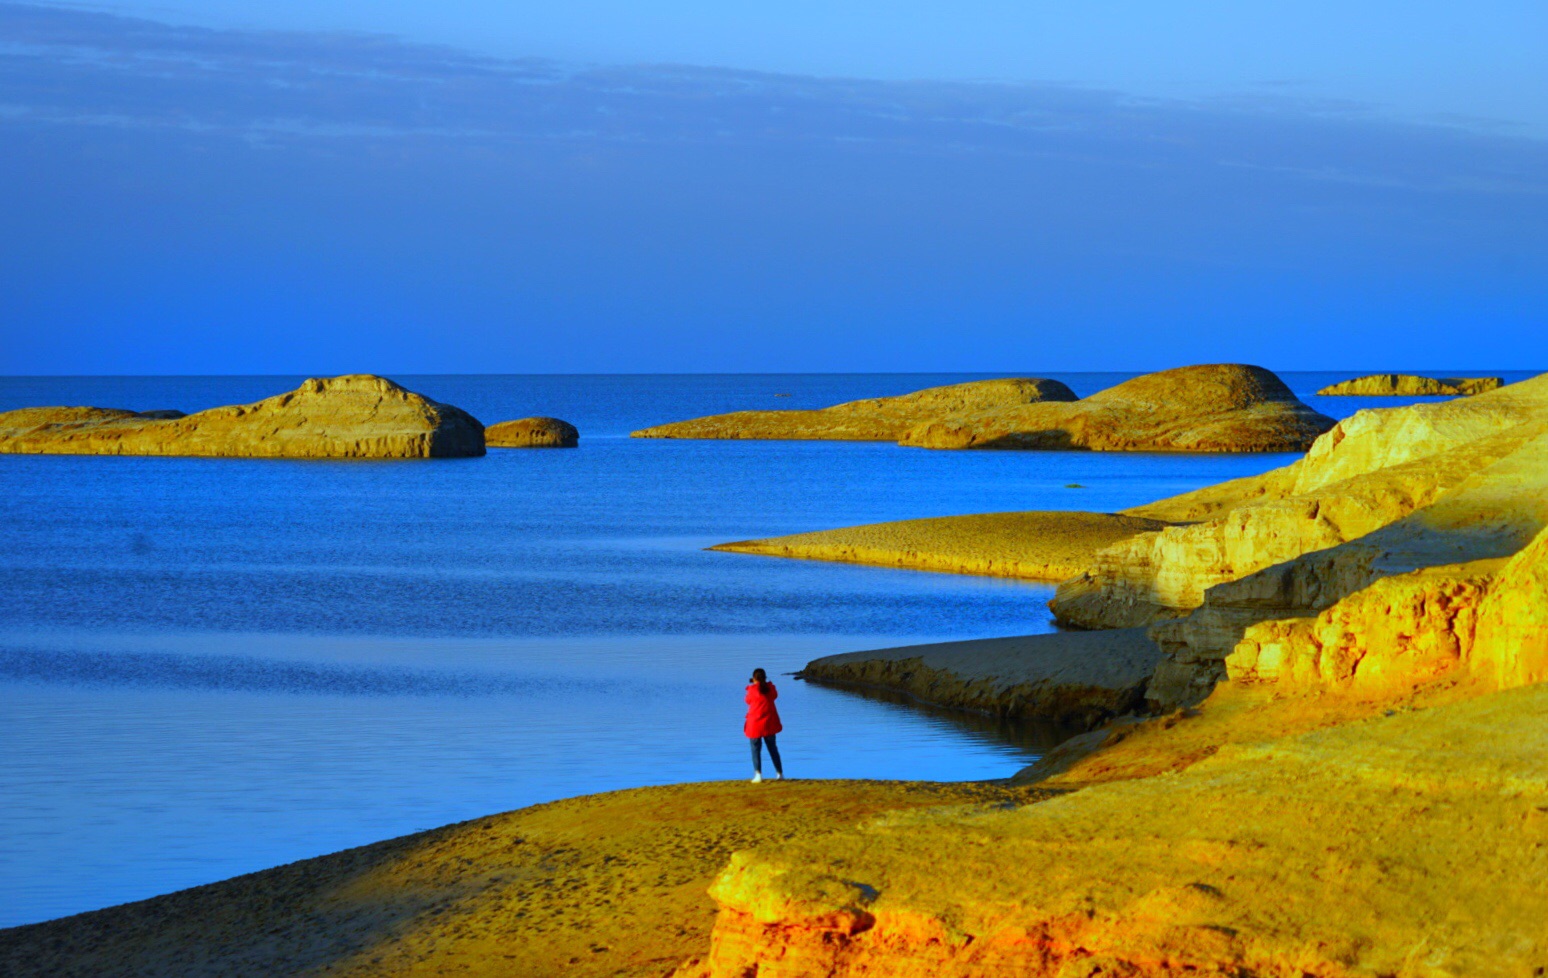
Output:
[749, 734, 782, 775]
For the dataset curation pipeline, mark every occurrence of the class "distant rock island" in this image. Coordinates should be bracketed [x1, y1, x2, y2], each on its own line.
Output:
[1317, 373, 1502, 396]
[632, 377, 1077, 441]
[636, 365, 1335, 452]
[485, 417, 579, 448]
[901, 364, 1333, 451]
[0, 375, 484, 458]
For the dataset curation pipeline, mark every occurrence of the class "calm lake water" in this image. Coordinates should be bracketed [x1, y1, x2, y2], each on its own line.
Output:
[0, 371, 1530, 926]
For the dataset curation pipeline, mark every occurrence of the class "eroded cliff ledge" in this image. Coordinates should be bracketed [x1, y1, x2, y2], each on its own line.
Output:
[799, 628, 1163, 730]
[713, 511, 1170, 582]
[0, 375, 485, 459]
[633, 377, 1077, 441]
[1316, 373, 1502, 396]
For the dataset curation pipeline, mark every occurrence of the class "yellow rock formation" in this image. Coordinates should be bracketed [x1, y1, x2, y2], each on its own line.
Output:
[712, 511, 1170, 582]
[799, 627, 1163, 729]
[1049, 375, 1548, 686]
[680, 682, 1548, 978]
[485, 416, 579, 447]
[1139, 421, 1548, 708]
[1316, 373, 1503, 396]
[633, 378, 1077, 441]
[0, 375, 485, 459]
[898, 364, 1332, 452]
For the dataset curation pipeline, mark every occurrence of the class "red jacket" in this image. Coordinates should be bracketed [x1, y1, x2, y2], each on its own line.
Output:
[744, 682, 782, 738]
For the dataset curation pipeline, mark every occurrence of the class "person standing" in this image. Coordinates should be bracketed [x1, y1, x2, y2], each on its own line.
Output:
[744, 668, 783, 783]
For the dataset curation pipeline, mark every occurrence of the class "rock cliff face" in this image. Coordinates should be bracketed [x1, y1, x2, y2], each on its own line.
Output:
[1050, 372, 1548, 622]
[1043, 375, 1548, 709]
[1317, 373, 1503, 396]
[485, 416, 579, 448]
[899, 364, 1333, 452]
[633, 378, 1077, 441]
[1226, 516, 1548, 698]
[800, 628, 1164, 730]
[0, 375, 485, 459]
[712, 511, 1170, 582]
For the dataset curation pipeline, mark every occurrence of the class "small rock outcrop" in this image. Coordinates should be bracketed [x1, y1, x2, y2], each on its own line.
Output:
[485, 417, 579, 448]
[711, 511, 1170, 582]
[899, 364, 1333, 452]
[631, 378, 1078, 441]
[1317, 373, 1503, 396]
[800, 628, 1164, 730]
[0, 375, 484, 458]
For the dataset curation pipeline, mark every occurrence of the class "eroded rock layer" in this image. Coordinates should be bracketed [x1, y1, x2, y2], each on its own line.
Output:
[0, 375, 485, 459]
[1317, 373, 1503, 396]
[633, 378, 1077, 441]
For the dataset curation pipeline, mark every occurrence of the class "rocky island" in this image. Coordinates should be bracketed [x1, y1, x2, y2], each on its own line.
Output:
[1316, 373, 1503, 396]
[0, 375, 485, 459]
[633, 377, 1078, 441]
[484, 416, 580, 447]
[637, 364, 1335, 452]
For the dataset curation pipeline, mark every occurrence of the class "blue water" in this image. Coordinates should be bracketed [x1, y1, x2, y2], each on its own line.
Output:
[0, 370, 1533, 927]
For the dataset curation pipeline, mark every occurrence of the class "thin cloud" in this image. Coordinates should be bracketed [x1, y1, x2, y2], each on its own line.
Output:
[2, 1, 1544, 198]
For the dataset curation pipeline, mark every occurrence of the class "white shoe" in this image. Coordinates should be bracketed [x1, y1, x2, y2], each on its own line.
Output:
[775, 772, 784, 780]
[750, 772, 763, 783]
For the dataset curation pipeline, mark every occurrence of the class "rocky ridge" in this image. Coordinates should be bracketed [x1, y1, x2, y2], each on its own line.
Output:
[0, 375, 485, 459]
[633, 378, 1077, 441]
[1317, 373, 1503, 396]
[899, 363, 1333, 452]
[635, 366, 1334, 452]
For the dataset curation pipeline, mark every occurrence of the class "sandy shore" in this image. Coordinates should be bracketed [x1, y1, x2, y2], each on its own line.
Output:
[0, 780, 1044, 978]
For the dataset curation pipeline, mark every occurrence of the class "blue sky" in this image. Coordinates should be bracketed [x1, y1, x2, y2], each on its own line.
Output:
[1, 1, 1545, 373]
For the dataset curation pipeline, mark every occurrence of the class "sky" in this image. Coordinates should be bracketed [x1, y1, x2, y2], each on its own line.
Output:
[1, 0, 1545, 374]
